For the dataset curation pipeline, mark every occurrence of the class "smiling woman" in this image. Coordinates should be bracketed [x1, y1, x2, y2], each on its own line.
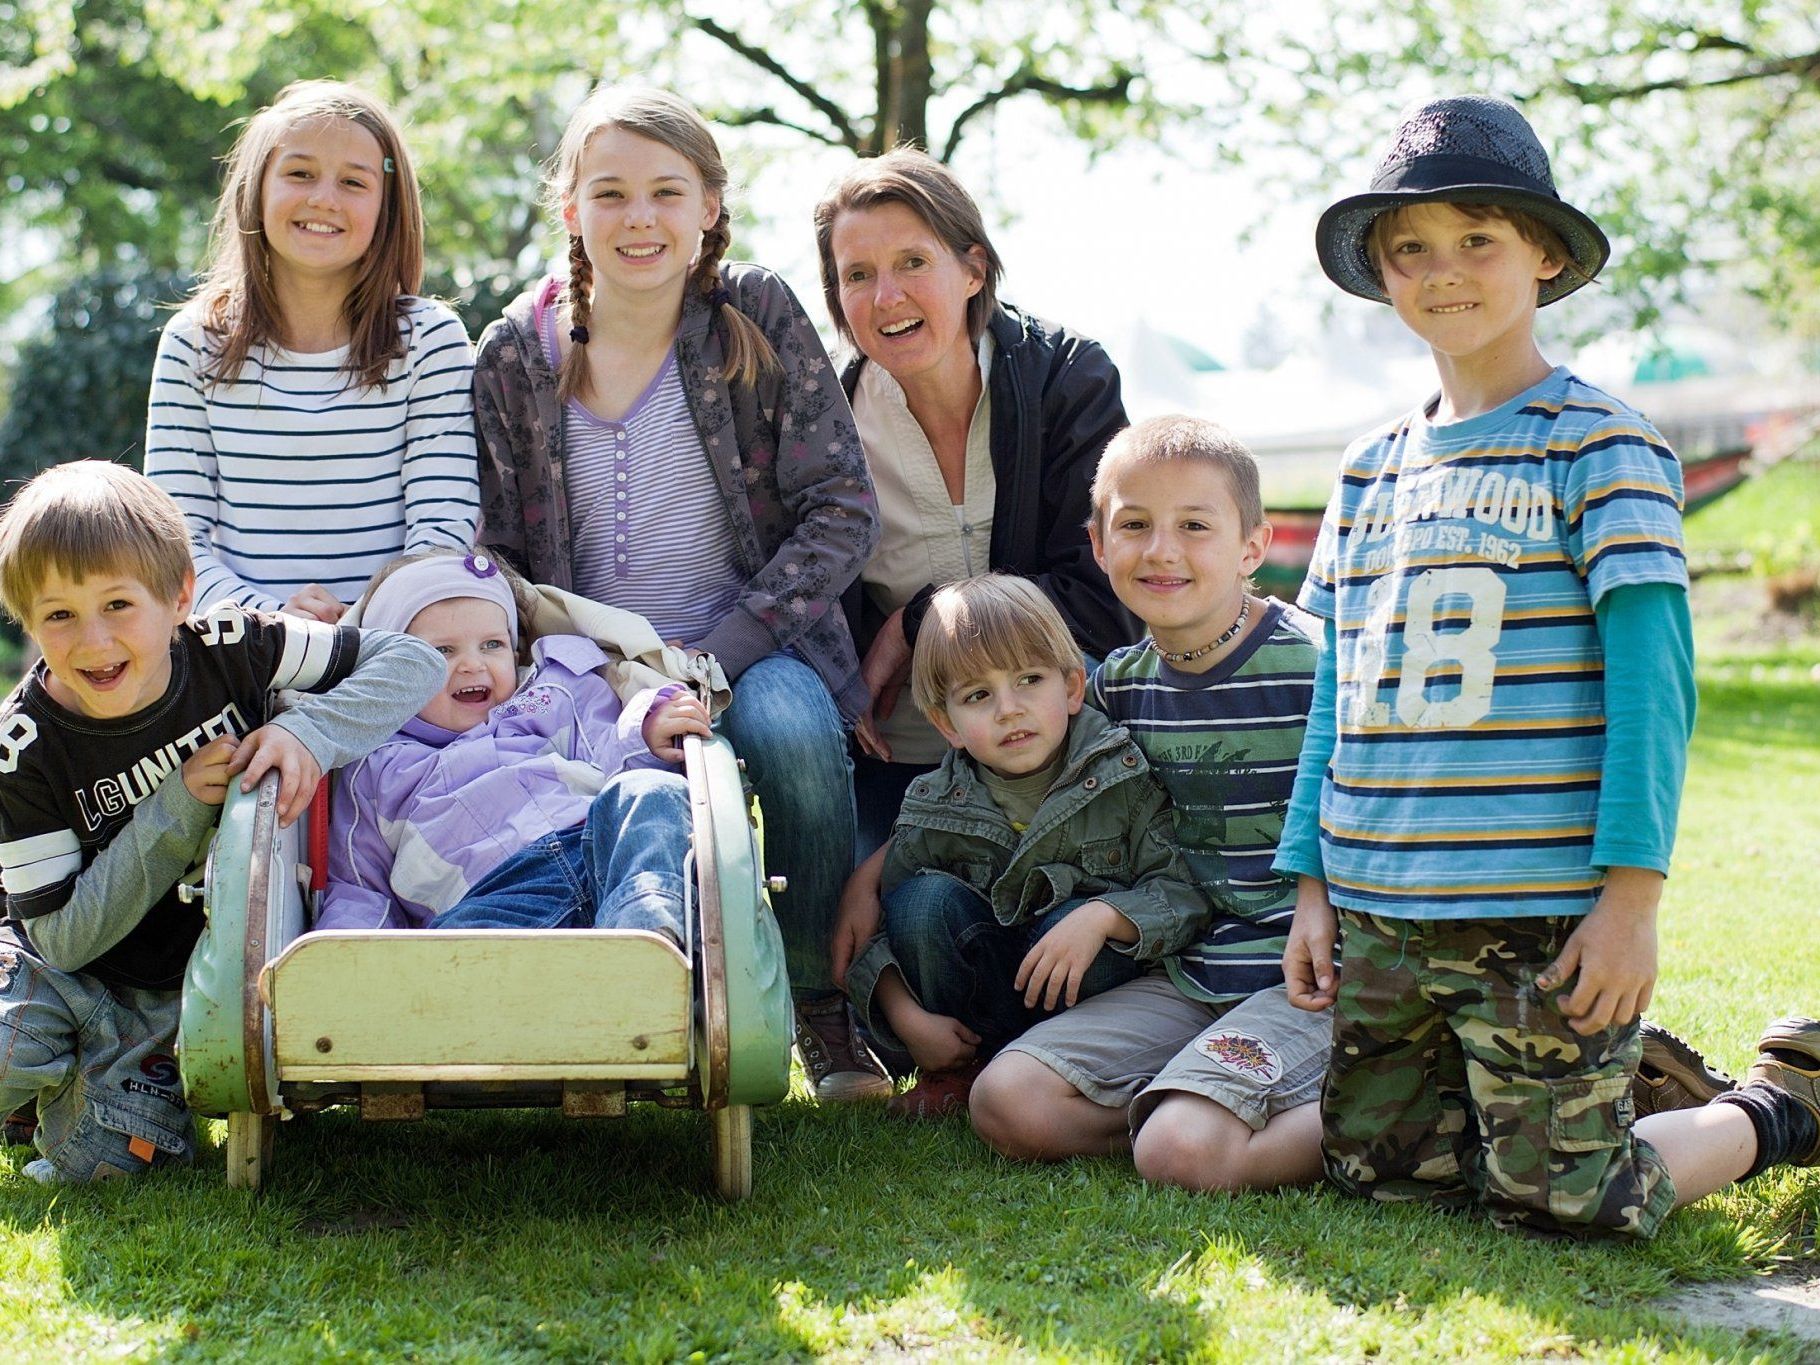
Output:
[812, 150, 1138, 854]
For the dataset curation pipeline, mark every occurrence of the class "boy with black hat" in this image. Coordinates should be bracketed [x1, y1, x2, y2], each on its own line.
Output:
[1278, 94, 1818, 1237]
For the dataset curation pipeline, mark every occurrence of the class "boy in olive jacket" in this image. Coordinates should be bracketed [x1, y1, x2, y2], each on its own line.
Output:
[840, 575, 1207, 1117]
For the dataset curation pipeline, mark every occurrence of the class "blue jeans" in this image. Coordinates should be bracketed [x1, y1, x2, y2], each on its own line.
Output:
[852, 752, 935, 861]
[882, 872, 1144, 1054]
[716, 653, 855, 995]
[0, 933, 194, 1181]
[430, 769, 688, 939]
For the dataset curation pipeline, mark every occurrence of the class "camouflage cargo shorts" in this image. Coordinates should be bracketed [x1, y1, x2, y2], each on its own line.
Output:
[1324, 909, 1677, 1240]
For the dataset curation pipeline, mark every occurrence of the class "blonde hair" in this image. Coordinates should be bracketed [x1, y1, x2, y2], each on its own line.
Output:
[812, 148, 1004, 349]
[0, 461, 193, 623]
[1091, 415, 1264, 533]
[910, 575, 1084, 718]
[547, 86, 778, 399]
[188, 80, 425, 392]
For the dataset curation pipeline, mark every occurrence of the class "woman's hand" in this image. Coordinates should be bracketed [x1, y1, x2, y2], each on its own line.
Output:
[855, 608, 913, 761]
[281, 583, 346, 623]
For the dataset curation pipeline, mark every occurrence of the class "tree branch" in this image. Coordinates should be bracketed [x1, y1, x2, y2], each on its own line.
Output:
[1562, 47, 1820, 103]
[715, 105, 850, 148]
[940, 66, 1135, 162]
[690, 16, 861, 150]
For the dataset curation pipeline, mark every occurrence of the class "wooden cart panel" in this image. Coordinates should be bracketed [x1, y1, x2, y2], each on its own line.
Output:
[266, 930, 690, 1079]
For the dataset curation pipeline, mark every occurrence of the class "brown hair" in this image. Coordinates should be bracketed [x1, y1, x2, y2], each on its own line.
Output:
[189, 81, 425, 389]
[1367, 202, 1585, 296]
[812, 148, 1004, 349]
[547, 87, 777, 399]
[189, 80, 424, 391]
[0, 461, 194, 623]
[909, 575, 1083, 719]
[1091, 415, 1265, 533]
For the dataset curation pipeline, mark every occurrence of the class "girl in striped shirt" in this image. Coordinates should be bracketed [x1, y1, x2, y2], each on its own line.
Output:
[144, 80, 479, 623]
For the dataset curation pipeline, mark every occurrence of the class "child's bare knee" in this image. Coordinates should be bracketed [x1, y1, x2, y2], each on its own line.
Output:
[1132, 1099, 1249, 1193]
[969, 1054, 1053, 1158]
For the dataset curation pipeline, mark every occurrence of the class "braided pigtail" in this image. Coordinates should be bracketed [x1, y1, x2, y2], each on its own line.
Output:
[694, 206, 778, 389]
[556, 233, 594, 404]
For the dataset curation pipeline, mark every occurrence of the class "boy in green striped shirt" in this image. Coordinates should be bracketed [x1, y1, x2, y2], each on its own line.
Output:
[970, 416, 1333, 1190]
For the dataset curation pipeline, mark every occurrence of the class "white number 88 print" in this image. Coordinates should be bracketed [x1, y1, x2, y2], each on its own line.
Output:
[1348, 566, 1507, 729]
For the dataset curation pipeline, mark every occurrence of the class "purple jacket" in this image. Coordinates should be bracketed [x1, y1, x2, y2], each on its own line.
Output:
[320, 635, 677, 929]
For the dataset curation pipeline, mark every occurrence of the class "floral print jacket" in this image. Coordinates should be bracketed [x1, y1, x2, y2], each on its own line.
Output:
[473, 264, 880, 723]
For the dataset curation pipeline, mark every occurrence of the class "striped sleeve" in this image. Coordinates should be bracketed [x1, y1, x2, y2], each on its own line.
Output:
[398, 299, 481, 555]
[143, 313, 276, 612]
[1564, 411, 1687, 603]
[0, 722, 81, 920]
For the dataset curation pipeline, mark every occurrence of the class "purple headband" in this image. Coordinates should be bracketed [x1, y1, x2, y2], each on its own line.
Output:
[363, 553, 518, 642]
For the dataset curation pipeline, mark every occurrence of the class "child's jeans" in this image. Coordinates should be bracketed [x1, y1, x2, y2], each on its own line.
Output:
[875, 871, 1145, 1057]
[0, 932, 195, 1181]
[1325, 908, 1677, 1240]
[430, 769, 689, 941]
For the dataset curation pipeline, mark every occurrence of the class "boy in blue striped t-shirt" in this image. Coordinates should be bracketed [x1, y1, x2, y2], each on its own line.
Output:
[971, 415, 1334, 1192]
[1280, 94, 1817, 1238]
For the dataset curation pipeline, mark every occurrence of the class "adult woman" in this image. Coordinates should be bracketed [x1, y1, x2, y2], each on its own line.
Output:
[474, 87, 886, 1101]
[812, 150, 1137, 852]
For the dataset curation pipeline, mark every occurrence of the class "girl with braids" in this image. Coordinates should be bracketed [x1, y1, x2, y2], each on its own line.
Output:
[473, 87, 887, 1102]
[145, 80, 480, 622]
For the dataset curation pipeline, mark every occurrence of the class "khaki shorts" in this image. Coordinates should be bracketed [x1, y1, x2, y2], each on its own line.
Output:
[1002, 970, 1332, 1134]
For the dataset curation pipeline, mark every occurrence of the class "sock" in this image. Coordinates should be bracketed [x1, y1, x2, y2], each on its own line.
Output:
[1713, 1076, 1819, 1179]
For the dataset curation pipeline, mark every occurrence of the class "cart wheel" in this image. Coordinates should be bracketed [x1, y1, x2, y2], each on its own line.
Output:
[225, 1111, 274, 1191]
[711, 1104, 752, 1201]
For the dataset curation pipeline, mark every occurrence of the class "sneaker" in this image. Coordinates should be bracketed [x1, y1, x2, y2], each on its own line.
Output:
[886, 1060, 985, 1121]
[1747, 1015, 1820, 1166]
[1632, 1021, 1736, 1118]
[21, 1157, 60, 1184]
[3, 1102, 37, 1148]
[794, 996, 892, 1103]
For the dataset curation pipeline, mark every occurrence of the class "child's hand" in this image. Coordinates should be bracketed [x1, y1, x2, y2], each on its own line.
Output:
[181, 735, 241, 806]
[1015, 900, 1132, 1011]
[1283, 877, 1340, 1012]
[875, 964, 981, 1071]
[1536, 868, 1661, 1035]
[895, 1006, 982, 1073]
[831, 846, 888, 989]
[281, 583, 345, 623]
[642, 692, 712, 763]
[226, 724, 322, 827]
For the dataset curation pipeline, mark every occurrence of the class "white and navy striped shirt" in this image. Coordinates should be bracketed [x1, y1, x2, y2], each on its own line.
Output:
[539, 304, 743, 644]
[144, 297, 480, 612]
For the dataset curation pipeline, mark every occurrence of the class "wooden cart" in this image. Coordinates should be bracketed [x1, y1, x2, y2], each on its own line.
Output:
[176, 734, 791, 1199]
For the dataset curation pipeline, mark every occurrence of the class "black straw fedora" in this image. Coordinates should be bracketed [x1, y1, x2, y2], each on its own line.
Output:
[1315, 94, 1609, 308]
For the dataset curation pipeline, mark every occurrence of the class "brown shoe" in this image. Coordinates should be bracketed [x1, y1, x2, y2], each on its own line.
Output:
[3, 1100, 36, 1148]
[1748, 1016, 1820, 1166]
[886, 1060, 986, 1121]
[1632, 1021, 1735, 1119]
[793, 996, 892, 1103]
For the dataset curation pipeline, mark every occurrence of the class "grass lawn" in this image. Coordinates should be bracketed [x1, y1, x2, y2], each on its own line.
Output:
[2, 482, 1817, 1361]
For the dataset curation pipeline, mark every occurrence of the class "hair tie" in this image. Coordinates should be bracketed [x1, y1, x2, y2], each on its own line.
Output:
[569, 325, 590, 345]
[708, 286, 731, 309]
